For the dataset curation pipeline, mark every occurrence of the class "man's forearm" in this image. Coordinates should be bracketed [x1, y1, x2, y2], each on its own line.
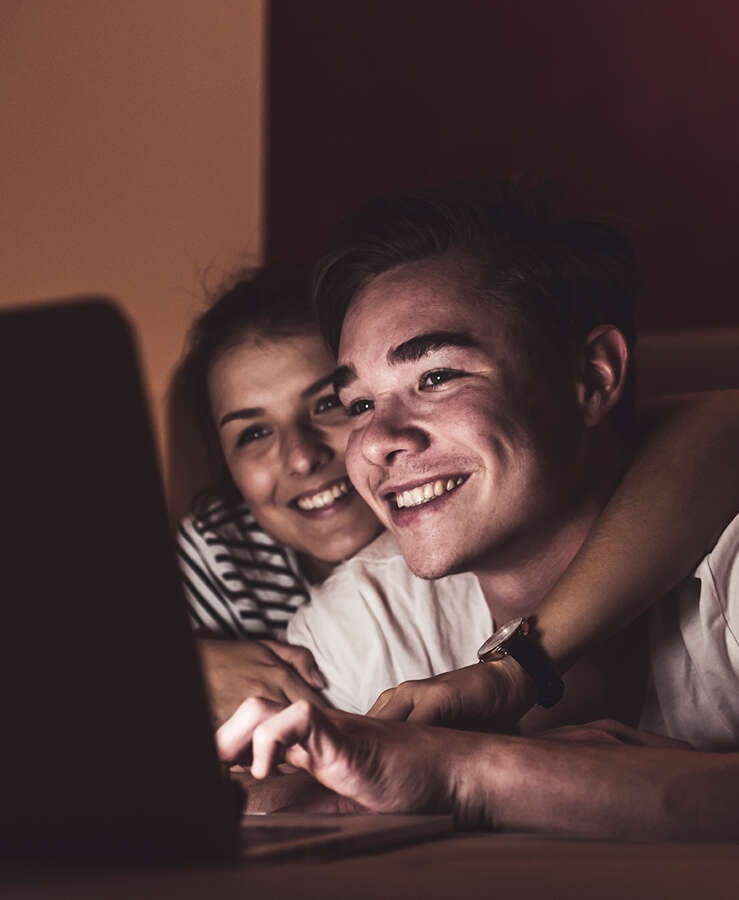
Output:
[219, 699, 739, 841]
[455, 734, 739, 841]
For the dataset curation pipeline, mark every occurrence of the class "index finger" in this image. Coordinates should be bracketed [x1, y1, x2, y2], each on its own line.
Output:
[216, 696, 285, 764]
[264, 640, 327, 691]
[367, 687, 414, 720]
[277, 664, 331, 709]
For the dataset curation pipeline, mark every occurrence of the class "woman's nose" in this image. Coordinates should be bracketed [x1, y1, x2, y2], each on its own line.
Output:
[284, 423, 333, 477]
[357, 399, 429, 466]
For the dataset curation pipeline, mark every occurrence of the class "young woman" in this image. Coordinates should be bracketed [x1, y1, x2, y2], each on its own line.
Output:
[173, 262, 739, 728]
[173, 263, 383, 721]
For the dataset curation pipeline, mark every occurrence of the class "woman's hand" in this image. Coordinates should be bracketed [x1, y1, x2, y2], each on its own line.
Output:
[197, 637, 328, 726]
[364, 648, 633, 735]
[366, 657, 535, 731]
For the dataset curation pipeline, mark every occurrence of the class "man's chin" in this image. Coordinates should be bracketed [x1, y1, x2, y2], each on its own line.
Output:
[399, 543, 464, 581]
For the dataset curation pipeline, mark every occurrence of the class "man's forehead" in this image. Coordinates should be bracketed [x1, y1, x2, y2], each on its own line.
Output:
[356, 254, 482, 302]
[340, 259, 487, 346]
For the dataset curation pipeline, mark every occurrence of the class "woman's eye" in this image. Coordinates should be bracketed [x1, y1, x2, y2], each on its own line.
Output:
[314, 393, 343, 415]
[235, 424, 272, 448]
[347, 398, 374, 418]
[419, 369, 462, 390]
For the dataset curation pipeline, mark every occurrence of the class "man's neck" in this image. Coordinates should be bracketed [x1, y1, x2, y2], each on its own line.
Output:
[474, 511, 600, 624]
[475, 441, 630, 625]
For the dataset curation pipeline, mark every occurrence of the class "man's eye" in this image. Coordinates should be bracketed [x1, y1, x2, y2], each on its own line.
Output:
[346, 398, 374, 417]
[419, 369, 462, 389]
[235, 424, 271, 448]
[314, 393, 344, 415]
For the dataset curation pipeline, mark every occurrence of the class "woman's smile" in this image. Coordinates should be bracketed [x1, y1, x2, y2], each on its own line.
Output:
[293, 476, 354, 512]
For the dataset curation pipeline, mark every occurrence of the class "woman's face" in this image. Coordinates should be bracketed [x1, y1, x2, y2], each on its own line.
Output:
[207, 330, 383, 575]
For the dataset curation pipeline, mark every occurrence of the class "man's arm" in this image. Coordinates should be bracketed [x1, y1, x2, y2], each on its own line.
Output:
[217, 699, 739, 841]
[370, 390, 739, 729]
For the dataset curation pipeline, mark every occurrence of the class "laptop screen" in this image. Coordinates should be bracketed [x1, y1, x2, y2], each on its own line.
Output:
[0, 298, 240, 858]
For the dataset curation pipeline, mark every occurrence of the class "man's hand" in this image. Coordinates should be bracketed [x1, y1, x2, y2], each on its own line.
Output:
[197, 638, 328, 726]
[217, 697, 470, 818]
[367, 658, 535, 731]
[217, 702, 718, 840]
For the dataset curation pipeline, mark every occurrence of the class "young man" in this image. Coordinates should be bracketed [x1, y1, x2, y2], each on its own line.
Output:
[217, 179, 739, 838]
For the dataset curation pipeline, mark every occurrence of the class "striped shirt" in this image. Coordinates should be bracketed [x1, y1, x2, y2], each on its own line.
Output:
[176, 497, 310, 640]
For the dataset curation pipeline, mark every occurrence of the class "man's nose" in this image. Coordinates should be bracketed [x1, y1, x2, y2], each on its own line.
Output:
[357, 398, 429, 466]
[284, 423, 333, 477]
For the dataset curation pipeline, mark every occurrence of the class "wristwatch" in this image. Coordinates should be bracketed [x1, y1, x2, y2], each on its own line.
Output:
[477, 617, 564, 708]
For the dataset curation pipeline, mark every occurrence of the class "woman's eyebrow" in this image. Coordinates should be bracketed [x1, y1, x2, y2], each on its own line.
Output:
[218, 375, 337, 429]
[219, 407, 263, 428]
[389, 330, 479, 364]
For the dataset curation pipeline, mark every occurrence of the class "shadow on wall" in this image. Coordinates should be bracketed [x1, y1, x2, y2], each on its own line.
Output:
[166, 360, 221, 528]
[267, 1, 739, 331]
[635, 329, 739, 402]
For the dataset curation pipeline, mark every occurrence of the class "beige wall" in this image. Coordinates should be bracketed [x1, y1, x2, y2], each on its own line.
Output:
[0, 0, 264, 491]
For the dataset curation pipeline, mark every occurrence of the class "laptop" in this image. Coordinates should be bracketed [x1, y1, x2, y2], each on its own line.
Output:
[0, 297, 452, 861]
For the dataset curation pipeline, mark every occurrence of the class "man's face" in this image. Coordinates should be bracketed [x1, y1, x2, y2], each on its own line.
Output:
[335, 256, 586, 580]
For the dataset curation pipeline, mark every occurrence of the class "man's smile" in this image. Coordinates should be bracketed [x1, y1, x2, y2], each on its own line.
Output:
[385, 474, 468, 511]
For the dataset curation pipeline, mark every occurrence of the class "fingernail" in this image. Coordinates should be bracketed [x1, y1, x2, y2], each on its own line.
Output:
[311, 669, 328, 689]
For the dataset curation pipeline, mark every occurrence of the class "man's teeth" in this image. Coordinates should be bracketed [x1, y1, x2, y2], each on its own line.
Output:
[395, 477, 464, 510]
[296, 479, 350, 511]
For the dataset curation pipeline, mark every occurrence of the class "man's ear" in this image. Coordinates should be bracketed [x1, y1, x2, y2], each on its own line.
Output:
[576, 325, 630, 428]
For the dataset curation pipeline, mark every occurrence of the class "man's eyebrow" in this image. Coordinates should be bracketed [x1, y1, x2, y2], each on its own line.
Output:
[219, 407, 263, 428]
[389, 331, 480, 364]
[332, 365, 357, 394]
[333, 332, 479, 394]
[302, 372, 336, 399]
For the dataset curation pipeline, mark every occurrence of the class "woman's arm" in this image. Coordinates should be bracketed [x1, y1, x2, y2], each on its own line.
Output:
[197, 637, 327, 726]
[368, 389, 739, 728]
[177, 507, 326, 725]
[531, 389, 739, 672]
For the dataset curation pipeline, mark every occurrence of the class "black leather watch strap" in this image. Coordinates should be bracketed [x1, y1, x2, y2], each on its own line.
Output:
[505, 628, 564, 709]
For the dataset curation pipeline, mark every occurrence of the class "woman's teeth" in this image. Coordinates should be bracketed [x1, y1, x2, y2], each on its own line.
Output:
[296, 479, 350, 511]
[395, 477, 464, 510]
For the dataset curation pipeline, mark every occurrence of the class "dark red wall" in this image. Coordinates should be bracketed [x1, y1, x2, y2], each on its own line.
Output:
[267, 1, 739, 330]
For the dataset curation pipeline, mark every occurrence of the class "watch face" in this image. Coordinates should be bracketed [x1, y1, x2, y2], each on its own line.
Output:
[477, 616, 525, 659]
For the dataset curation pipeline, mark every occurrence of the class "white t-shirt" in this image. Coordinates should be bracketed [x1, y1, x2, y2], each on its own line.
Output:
[639, 512, 739, 751]
[289, 515, 739, 750]
[287, 531, 490, 713]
